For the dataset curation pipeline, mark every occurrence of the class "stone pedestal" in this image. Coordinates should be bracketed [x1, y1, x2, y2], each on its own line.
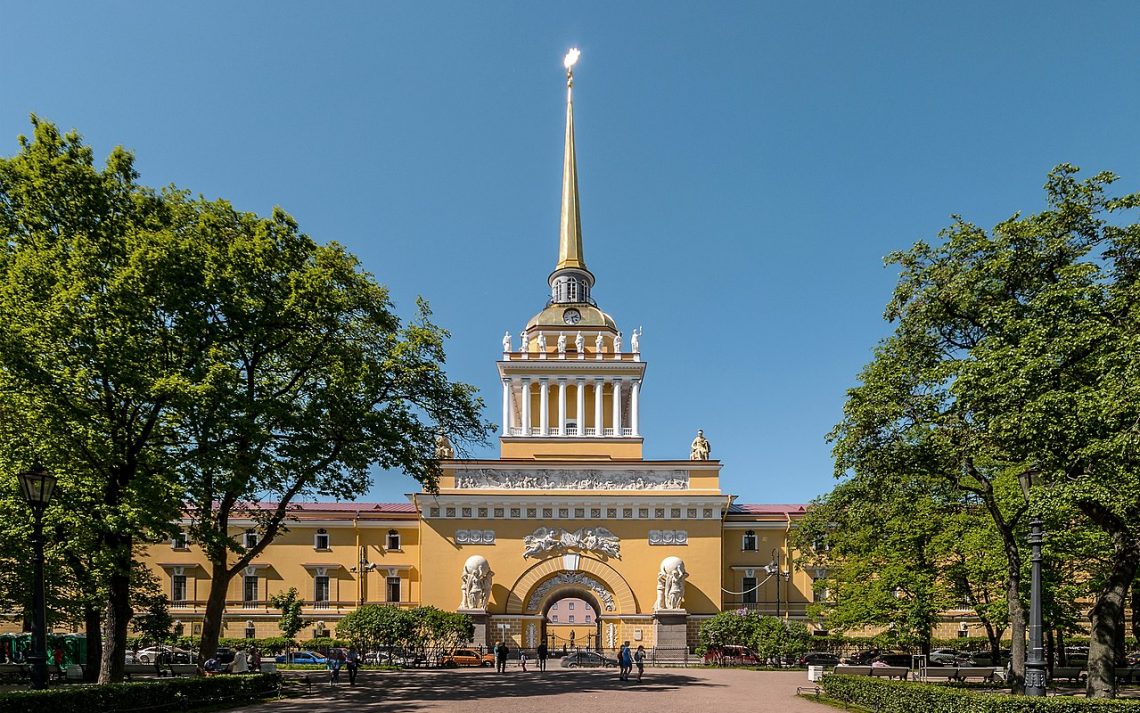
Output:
[653, 610, 688, 661]
[459, 609, 488, 648]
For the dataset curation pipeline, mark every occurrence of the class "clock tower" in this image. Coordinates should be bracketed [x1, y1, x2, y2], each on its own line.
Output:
[496, 51, 645, 461]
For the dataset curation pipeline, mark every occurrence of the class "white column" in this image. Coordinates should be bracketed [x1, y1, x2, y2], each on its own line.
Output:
[557, 378, 568, 436]
[501, 379, 511, 436]
[575, 378, 585, 437]
[630, 378, 641, 437]
[594, 378, 605, 437]
[612, 378, 623, 436]
[539, 378, 550, 436]
[521, 378, 532, 436]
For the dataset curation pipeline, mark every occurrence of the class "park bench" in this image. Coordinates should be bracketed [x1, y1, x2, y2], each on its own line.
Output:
[921, 668, 959, 682]
[1116, 665, 1140, 684]
[0, 663, 25, 683]
[869, 666, 910, 680]
[955, 666, 1000, 682]
[123, 663, 161, 680]
[169, 663, 198, 677]
[259, 662, 277, 674]
[1051, 666, 1085, 683]
[833, 665, 873, 676]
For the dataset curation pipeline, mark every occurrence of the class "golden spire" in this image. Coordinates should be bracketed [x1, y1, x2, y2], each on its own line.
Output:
[557, 48, 588, 272]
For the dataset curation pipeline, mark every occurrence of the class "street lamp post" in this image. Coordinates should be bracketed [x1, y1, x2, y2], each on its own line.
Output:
[1018, 468, 1047, 697]
[18, 463, 57, 691]
[765, 548, 791, 618]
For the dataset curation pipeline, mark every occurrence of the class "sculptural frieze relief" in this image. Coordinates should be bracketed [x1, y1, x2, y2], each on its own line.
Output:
[454, 468, 689, 490]
[523, 526, 620, 559]
[526, 572, 615, 613]
[648, 530, 688, 546]
[455, 529, 495, 545]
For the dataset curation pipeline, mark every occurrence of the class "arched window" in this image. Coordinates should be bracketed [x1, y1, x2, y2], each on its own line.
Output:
[568, 279, 577, 301]
[742, 530, 757, 551]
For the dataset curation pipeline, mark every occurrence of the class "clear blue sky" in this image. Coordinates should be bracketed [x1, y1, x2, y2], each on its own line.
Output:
[4, 2, 1139, 506]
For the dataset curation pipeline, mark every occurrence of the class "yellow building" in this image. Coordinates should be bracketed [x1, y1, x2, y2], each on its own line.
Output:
[141, 51, 819, 654]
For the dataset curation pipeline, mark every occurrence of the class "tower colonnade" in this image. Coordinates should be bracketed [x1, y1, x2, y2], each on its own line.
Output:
[500, 374, 640, 438]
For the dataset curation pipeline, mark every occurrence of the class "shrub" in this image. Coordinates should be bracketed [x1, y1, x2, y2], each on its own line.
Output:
[821, 674, 1140, 712]
[0, 673, 282, 713]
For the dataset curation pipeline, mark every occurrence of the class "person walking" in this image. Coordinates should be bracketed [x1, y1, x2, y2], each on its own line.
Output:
[618, 641, 633, 681]
[250, 647, 262, 673]
[519, 650, 528, 672]
[634, 645, 645, 682]
[494, 640, 509, 674]
[346, 647, 361, 685]
[329, 648, 344, 684]
[536, 641, 548, 672]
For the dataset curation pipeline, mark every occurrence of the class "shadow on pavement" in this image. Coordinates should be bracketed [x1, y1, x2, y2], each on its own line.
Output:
[258, 668, 720, 712]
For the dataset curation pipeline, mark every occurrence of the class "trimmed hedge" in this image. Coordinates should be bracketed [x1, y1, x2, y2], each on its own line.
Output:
[0, 673, 282, 713]
[821, 675, 1140, 712]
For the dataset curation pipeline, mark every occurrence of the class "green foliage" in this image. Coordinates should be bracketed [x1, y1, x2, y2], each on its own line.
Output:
[697, 610, 811, 664]
[337, 604, 416, 650]
[821, 674, 1140, 712]
[268, 588, 307, 641]
[0, 673, 281, 713]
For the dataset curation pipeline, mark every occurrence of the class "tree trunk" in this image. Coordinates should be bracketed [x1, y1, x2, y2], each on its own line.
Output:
[98, 560, 131, 684]
[1057, 629, 1067, 667]
[982, 619, 1001, 665]
[1131, 580, 1140, 644]
[1007, 582, 1027, 695]
[83, 604, 102, 683]
[1045, 627, 1055, 675]
[198, 560, 232, 661]
[1088, 578, 1128, 698]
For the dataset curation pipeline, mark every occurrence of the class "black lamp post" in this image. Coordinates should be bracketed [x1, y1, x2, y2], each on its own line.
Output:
[18, 463, 56, 691]
[1018, 468, 1046, 697]
[765, 549, 791, 618]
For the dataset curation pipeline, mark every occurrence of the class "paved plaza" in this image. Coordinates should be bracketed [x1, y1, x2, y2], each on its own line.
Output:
[235, 667, 828, 713]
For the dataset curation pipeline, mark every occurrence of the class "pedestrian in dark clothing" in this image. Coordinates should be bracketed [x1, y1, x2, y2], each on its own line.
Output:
[536, 642, 548, 672]
[634, 645, 645, 682]
[346, 648, 360, 685]
[618, 642, 632, 681]
[494, 641, 509, 674]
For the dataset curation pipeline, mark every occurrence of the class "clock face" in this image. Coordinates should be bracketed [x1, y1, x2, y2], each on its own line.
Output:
[563, 308, 582, 325]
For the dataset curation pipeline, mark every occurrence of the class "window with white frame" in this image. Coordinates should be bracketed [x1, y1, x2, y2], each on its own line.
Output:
[172, 572, 187, 604]
[742, 530, 757, 551]
[315, 573, 330, 606]
[171, 530, 188, 550]
[569, 615, 575, 623]
[551, 615, 559, 622]
[243, 529, 258, 549]
[585, 615, 591, 623]
[568, 601, 575, 610]
[243, 574, 258, 606]
[387, 575, 401, 603]
[387, 530, 401, 550]
[314, 528, 330, 550]
[742, 576, 757, 604]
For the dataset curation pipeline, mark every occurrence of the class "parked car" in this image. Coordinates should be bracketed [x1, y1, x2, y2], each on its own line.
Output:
[365, 651, 407, 666]
[928, 648, 967, 666]
[702, 645, 760, 666]
[871, 653, 913, 668]
[274, 650, 328, 665]
[439, 648, 494, 667]
[799, 651, 840, 667]
[214, 647, 236, 665]
[845, 649, 883, 665]
[966, 649, 1010, 667]
[560, 650, 618, 668]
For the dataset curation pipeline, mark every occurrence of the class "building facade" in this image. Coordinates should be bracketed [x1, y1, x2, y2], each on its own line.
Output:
[141, 53, 821, 652]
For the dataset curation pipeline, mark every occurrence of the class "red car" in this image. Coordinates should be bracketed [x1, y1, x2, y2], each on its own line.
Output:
[703, 645, 759, 666]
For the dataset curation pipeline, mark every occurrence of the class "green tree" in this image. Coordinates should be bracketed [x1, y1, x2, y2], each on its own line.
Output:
[269, 588, 307, 641]
[837, 165, 1140, 697]
[166, 196, 492, 660]
[751, 617, 812, 666]
[336, 604, 415, 654]
[0, 118, 198, 682]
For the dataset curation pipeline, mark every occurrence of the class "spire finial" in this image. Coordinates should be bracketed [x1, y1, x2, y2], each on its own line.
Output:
[555, 48, 588, 274]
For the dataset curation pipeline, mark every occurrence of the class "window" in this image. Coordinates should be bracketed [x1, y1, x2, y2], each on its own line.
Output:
[315, 575, 330, 606]
[172, 574, 187, 604]
[569, 615, 575, 623]
[742, 577, 757, 604]
[585, 615, 591, 623]
[568, 601, 575, 610]
[814, 587, 829, 604]
[387, 530, 401, 551]
[171, 531, 188, 550]
[387, 576, 401, 603]
[314, 529, 329, 550]
[551, 615, 558, 622]
[243, 575, 258, 606]
[245, 621, 256, 639]
[550, 603, 558, 611]
[743, 531, 757, 551]
[243, 529, 258, 549]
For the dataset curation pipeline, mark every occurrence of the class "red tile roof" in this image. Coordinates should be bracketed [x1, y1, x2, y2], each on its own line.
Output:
[728, 504, 808, 515]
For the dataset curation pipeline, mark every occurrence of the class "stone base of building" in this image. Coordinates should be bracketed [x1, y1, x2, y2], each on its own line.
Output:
[459, 609, 489, 647]
[653, 610, 688, 660]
